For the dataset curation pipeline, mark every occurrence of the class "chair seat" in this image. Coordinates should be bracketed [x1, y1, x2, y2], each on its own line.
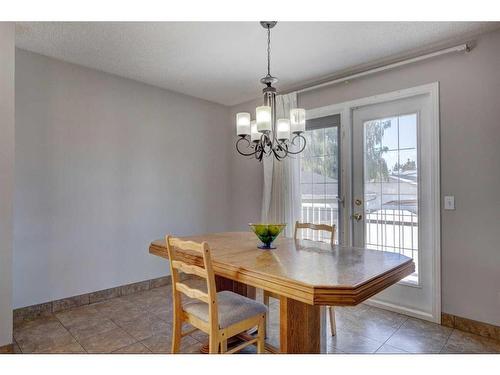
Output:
[184, 290, 268, 329]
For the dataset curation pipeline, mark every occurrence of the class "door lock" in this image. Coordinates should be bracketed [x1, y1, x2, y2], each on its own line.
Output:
[355, 198, 363, 206]
[352, 213, 363, 222]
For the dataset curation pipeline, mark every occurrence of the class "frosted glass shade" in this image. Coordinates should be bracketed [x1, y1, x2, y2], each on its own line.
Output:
[290, 108, 306, 133]
[256, 106, 272, 132]
[277, 118, 290, 140]
[236, 112, 251, 136]
[250, 121, 261, 142]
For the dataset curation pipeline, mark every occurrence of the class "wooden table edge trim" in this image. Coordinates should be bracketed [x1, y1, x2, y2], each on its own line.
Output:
[150, 242, 415, 306]
[313, 261, 415, 305]
[150, 242, 315, 304]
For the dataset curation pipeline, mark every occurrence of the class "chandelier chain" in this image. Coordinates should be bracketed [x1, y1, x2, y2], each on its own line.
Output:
[267, 26, 271, 76]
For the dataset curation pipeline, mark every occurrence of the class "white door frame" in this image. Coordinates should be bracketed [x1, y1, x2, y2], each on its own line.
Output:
[306, 82, 441, 323]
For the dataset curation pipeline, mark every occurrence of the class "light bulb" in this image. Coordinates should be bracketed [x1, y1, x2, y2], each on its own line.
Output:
[236, 112, 251, 136]
[256, 106, 272, 132]
[277, 118, 290, 140]
[290, 108, 306, 133]
[250, 121, 261, 142]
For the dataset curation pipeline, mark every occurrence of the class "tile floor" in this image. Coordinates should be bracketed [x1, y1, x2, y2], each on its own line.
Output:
[11, 285, 500, 354]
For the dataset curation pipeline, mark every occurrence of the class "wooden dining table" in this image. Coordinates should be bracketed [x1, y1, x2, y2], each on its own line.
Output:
[149, 231, 414, 354]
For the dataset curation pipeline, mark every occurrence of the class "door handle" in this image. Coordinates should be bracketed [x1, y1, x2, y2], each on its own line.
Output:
[352, 213, 363, 222]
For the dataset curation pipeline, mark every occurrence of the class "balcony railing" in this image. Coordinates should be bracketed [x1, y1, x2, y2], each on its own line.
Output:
[300, 199, 419, 283]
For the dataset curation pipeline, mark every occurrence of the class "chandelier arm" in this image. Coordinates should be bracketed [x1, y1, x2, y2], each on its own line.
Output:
[262, 133, 274, 156]
[255, 144, 265, 162]
[272, 140, 289, 160]
[284, 134, 307, 155]
[235, 136, 258, 157]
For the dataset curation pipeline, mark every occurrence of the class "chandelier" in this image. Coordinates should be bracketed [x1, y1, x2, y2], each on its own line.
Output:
[235, 21, 306, 162]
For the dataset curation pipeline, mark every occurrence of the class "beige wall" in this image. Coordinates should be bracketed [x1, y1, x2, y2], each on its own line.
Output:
[14, 49, 231, 309]
[228, 29, 500, 326]
[0, 23, 15, 346]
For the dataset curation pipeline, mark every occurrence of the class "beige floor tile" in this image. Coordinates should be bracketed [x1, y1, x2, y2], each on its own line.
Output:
[14, 316, 60, 335]
[441, 330, 500, 354]
[55, 304, 102, 329]
[14, 317, 79, 353]
[386, 318, 452, 353]
[182, 341, 204, 354]
[189, 329, 209, 344]
[265, 323, 280, 349]
[375, 344, 409, 354]
[131, 294, 167, 310]
[113, 312, 171, 341]
[148, 303, 174, 319]
[328, 329, 384, 353]
[67, 318, 118, 341]
[327, 347, 345, 354]
[113, 342, 152, 354]
[141, 331, 198, 354]
[17, 285, 498, 355]
[37, 341, 86, 354]
[335, 305, 407, 342]
[78, 326, 136, 353]
[13, 341, 23, 354]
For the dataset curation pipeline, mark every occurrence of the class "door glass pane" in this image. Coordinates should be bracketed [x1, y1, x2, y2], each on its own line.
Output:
[363, 113, 418, 284]
[299, 124, 340, 244]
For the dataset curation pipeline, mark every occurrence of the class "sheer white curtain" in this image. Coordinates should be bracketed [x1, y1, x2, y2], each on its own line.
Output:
[261, 92, 301, 237]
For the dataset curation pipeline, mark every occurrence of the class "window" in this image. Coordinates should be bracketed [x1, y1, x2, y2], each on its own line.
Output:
[299, 115, 341, 243]
[363, 113, 419, 283]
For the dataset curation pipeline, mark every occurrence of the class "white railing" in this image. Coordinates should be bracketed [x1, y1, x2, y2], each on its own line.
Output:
[300, 198, 339, 243]
[300, 202, 419, 282]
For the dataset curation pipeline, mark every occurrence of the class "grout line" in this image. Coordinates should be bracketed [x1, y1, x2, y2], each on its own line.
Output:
[439, 327, 455, 353]
[110, 341, 152, 354]
[53, 313, 89, 354]
[333, 305, 410, 354]
[13, 338, 23, 354]
[376, 315, 409, 350]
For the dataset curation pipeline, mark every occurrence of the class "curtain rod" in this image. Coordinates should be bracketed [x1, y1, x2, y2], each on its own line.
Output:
[294, 43, 470, 95]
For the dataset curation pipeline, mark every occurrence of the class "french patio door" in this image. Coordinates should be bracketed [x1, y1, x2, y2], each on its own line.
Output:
[351, 90, 440, 322]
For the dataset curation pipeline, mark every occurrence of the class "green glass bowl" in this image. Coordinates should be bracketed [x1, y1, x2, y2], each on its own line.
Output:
[248, 223, 286, 249]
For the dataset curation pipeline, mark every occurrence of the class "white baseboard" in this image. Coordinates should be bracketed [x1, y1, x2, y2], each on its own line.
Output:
[364, 298, 440, 324]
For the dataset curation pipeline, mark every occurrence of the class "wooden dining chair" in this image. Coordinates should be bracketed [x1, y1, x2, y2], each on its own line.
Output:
[166, 235, 267, 354]
[263, 221, 338, 336]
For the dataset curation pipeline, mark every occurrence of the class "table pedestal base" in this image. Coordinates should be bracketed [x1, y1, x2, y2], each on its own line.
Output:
[279, 296, 323, 353]
[199, 276, 326, 354]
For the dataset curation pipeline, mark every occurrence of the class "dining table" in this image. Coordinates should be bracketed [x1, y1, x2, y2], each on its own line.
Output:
[149, 231, 415, 354]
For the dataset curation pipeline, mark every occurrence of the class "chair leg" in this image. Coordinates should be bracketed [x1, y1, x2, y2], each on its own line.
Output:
[209, 334, 219, 354]
[263, 291, 270, 339]
[171, 316, 182, 353]
[257, 314, 265, 354]
[220, 339, 228, 354]
[328, 306, 336, 336]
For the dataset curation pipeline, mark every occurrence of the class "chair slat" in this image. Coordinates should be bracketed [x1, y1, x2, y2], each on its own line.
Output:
[176, 282, 210, 303]
[170, 238, 206, 254]
[171, 260, 208, 278]
[296, 223, 334, 232]
[225, 338, 258, 354]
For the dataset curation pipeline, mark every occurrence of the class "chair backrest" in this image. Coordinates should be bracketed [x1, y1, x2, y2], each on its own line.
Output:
[294, 221, 336, 245]
[166, 236, 218, 331]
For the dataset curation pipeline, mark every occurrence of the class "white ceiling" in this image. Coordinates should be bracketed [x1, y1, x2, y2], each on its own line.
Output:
[15, 22, 499, 106]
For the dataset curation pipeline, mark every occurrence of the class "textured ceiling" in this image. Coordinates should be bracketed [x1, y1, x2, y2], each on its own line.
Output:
[15, 22, 500, 106]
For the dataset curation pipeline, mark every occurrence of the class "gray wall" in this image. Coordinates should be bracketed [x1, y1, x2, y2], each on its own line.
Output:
[14, 49, 231, 309]
[228, 29, 500, 326]
[0, 23, 14, 346]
